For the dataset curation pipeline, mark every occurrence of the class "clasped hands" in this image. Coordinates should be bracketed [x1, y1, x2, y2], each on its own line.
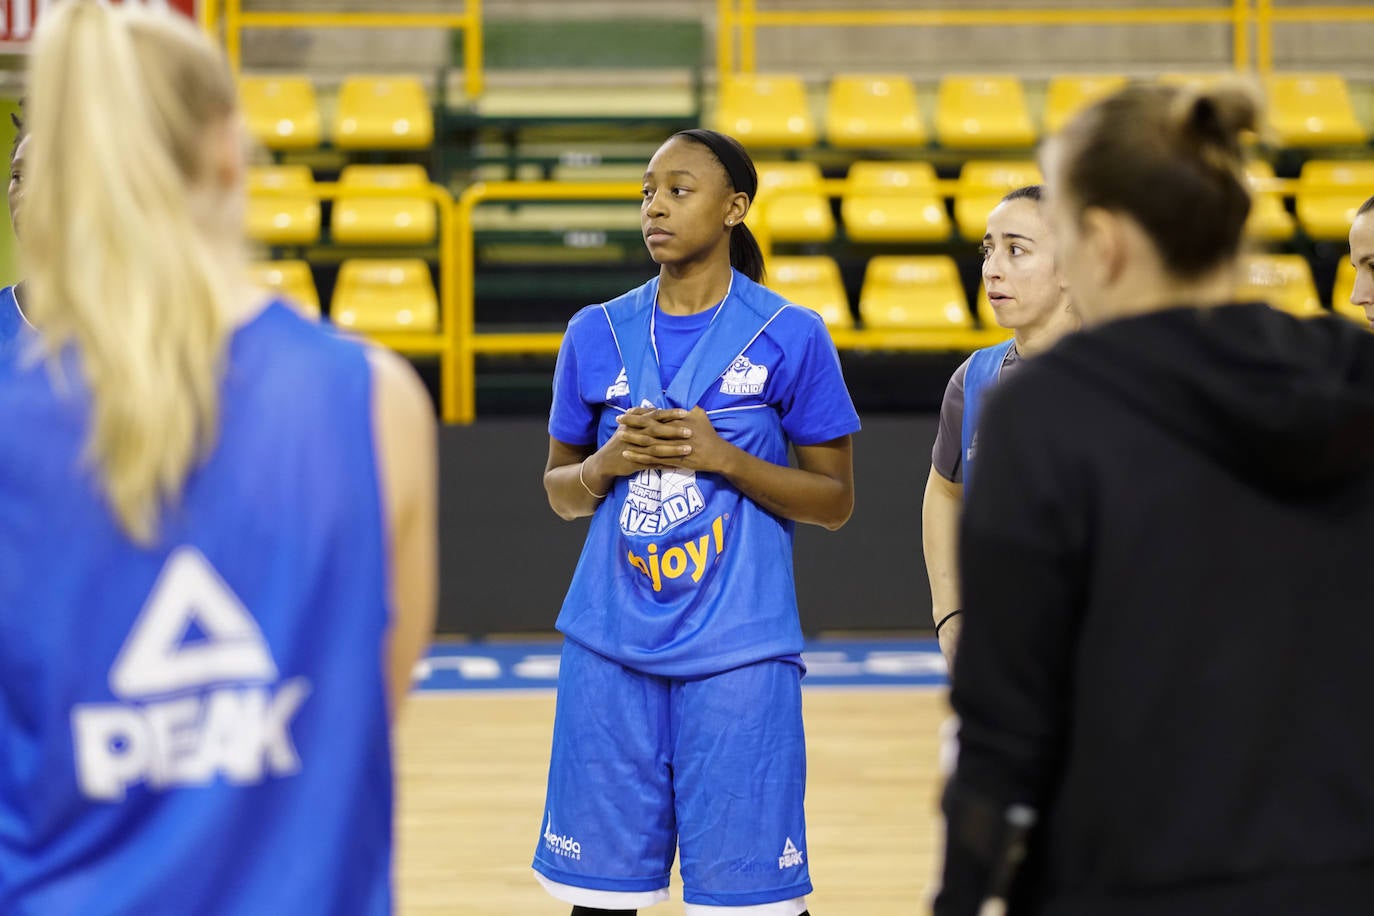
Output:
[603, 406, 733, 476]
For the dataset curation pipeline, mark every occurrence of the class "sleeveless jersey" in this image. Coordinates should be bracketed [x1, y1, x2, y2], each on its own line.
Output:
[549, 270, 861, 677]
[961, 339, 1016, 489]
[0, 302, 393, 915]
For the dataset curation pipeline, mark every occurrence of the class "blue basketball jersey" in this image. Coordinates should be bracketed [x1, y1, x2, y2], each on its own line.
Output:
[960, 338, 1015, 489]
[0, 285, 28, 361]
[549, 270, 861, 677]
[0, 302, 393, 915]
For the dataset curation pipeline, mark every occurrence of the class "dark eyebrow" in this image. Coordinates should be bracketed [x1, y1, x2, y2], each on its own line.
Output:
[644, 169, 698, 180]
[981, 232, 1035, 243]
[1360, 254, 1374, 268]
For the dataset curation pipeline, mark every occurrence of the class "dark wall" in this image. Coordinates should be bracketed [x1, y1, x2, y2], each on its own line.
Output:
[438, 415, 938, 635]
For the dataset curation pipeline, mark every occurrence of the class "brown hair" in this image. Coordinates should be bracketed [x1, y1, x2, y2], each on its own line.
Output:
[1050, 81, 1260, 278]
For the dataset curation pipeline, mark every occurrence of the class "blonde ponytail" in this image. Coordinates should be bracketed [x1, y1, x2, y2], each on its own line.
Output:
[24, 1, 240, 544]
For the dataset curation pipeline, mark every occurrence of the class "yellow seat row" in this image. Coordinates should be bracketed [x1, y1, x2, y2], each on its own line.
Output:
[717, 72, 1368, 150]
[240, 75, 433, 152]
[248, 260, 439, 333]
[768, 254, 1359, 334]
[246, 165, 438, 247]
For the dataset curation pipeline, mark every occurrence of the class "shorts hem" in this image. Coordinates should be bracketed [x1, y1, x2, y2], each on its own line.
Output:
[683, 882, 814, 907]
[532, 861, 671, 898]
[684, 898, 809, 916]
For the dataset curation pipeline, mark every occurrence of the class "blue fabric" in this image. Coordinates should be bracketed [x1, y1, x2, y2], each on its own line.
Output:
[0, 286, 27, 363]
[533, 639, 812, 906]
[655, 302, 721, 391]
[547, 269, 861, 677]
[961, 339, 1015, 489]
[0, 303, 393, 916]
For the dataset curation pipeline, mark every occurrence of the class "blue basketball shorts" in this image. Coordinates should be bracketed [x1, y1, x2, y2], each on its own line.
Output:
[532, 638, 812, 911]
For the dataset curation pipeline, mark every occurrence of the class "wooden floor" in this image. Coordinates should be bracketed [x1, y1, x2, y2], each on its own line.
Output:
[394, 687, 950, 915]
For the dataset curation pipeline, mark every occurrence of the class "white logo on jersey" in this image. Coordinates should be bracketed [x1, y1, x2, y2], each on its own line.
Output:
[71, 547, 312, 802]
[543, 812, 582, 860]
[778, 837, 805, 870]
[720, 356, 768, 396]
[619, 467, 706, 537]
[606, 367, 629, 400]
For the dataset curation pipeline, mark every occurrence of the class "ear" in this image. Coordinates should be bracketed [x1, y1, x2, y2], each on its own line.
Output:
[1080, 206, 1126, 288]
[725, 191, 750, 228]
[208, 115, 246, 193]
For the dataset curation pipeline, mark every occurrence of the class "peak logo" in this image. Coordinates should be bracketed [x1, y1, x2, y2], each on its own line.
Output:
[620, 467, 705, 537]
[605, 367, 629, 400]
[71, 547, 312, 802]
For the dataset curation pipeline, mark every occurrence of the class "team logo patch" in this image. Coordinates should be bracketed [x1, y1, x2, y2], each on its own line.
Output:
[606, 367, 629, 400]
[778, 837, 805, 870]
[720, 356, 768, 396]
[543, 811, 582, 861]
[620, 467, 706, 537]
[71, 547, 311, 802]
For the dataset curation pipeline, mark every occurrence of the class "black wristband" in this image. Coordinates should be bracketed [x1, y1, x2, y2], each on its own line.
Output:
[935, 609, 963, 637]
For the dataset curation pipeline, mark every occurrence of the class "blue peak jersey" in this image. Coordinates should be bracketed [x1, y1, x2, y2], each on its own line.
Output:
[549, 270, 861, 677]
[0, 302, 392, 915]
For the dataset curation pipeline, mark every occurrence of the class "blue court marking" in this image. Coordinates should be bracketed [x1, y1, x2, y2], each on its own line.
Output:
[413, 637, 947, 693]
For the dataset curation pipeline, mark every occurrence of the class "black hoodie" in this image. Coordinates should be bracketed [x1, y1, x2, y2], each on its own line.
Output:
[937, 304, 1374, 916]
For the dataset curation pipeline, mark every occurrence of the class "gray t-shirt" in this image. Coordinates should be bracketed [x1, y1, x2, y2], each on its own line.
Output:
[931, 344, 1021, 483]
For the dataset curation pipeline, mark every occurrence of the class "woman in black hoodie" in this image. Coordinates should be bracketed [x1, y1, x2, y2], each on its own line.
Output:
[937, 80, 1374, 916]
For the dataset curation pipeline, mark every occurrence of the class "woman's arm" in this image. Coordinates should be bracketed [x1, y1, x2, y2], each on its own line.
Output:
[619, 406, 854, 530]
[368, 348, 438, 720]
[923, 467, 965, 664]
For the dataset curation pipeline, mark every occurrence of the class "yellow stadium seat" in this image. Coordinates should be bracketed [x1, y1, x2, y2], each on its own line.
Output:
[714, 74, 817, 148]
[935, 76, 1036, 149]
[953, 161, 1043, 243]
[249, 260, 320, 318]
[1296, 160, 1374, 241]
[841, 161, 950, 243]
[246, 165, 321, 246]
[331, 259, 439, 332]
[825, 75, 926, 148]
[768, 256, 852, 329]
[332, 165, 437, 246]
[1331, 258, 1365, 322]
[859, 256, 970, 330]
[750, 161, 835, 243]
[239, 76, 322, 151]
[334, 77, 434, 150]
[1236, 254, 1322, 317]
[1244, 160, 1295, 242]
[1043, 74, 1126, 134]
[1264, 74, 1367, 148]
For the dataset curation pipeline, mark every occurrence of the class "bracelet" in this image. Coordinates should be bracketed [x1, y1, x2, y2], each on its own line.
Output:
[578, 461, 607, 500]
[935, 609, 963, 637]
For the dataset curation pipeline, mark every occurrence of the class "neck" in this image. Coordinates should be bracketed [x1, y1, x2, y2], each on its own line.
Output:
[1013, 298, 1077, 358]
[1089, 261, 1237, 327]
[657, 256, 733, 316]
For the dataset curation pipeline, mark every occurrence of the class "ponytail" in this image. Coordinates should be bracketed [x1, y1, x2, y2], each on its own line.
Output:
[729, 221, 765, 284]
[25, 0, 240, 543]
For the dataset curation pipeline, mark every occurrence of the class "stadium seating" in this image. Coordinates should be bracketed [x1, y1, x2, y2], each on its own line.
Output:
[1296, 160, 1374, 241]
[334, 76, 434, 150]
[1263, 74, 1367, 148]
[331, 260, 440, 332]
[249, 261, 321, 318]
[1236, 254, 1322, 317]
[1244, 160, 1296, 243]
[935, 76, 1036, 149]
[714, 74, 817, 148]
[768, 256, 853, 328]
[825, 75, 926, 148]
[751, 161, 836, 243]
[246, 165, 321, 246]
[841, 161, 950, 244]
[332, 165, 437, 246]
[239, 76, 322, 151]
[858, 256, 970, 330]
[953, 161, 1043, 242]
[1043, 74, 1126, 134]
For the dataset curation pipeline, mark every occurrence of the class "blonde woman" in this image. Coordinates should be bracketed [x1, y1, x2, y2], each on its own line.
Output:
[0, 3, 435, 913]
